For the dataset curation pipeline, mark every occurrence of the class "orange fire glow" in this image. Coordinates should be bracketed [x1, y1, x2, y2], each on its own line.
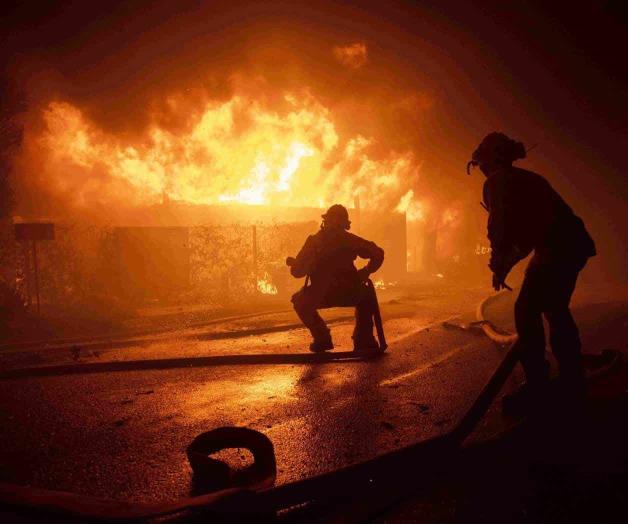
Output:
[257, 273, 278, 295]
[23, 90, 426, 218]
[395, 189, 425, 221]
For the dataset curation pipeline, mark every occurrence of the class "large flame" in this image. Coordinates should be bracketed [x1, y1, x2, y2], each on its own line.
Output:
[395, 189, 425, 221]
[24, 91, 425, 216]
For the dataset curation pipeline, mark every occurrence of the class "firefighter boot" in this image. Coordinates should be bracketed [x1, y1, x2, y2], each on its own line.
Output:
[309, 333, 334, 353]
[308, 323, 333, 353]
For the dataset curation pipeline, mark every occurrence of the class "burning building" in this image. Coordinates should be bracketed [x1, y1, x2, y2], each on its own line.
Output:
[95, 200, 407, 302]
[6, 87, 432, 308]
[3, 20, 481, 313]
[1, 0, 625, 320]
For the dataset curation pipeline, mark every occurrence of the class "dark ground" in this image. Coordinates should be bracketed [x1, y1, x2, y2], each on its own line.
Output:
[379, 298, 628, 524]
[0, 282, 626, 523]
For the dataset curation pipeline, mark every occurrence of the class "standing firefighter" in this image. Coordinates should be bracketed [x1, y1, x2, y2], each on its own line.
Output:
[468, 132, 596, 415]
[286, 204, 385, 352]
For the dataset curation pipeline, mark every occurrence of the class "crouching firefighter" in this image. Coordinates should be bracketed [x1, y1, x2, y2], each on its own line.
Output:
[468, 132, 596, 415]
[286, 204, 385, 353]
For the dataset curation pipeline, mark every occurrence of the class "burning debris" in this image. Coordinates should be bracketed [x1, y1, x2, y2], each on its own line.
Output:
[372, 280, 398, 290]
[257, 273, 278, 295]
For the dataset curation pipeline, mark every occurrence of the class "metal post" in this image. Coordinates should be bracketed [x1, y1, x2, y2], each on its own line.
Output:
[252, 225, 258, 289]
[32, 240, 40, 314]
[23, 243, 32, 307]
[353, 195, 361, 235]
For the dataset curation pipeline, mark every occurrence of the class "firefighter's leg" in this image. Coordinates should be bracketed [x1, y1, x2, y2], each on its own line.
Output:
[352, 286, 378, 351]
[503, 260, 551, 415]
[543, 260, 586, 395]
[514, 261, 550, 386]
[291, 287, 332, 351]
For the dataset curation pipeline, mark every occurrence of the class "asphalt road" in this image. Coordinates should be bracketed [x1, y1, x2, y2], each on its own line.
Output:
[0, 283, 626, 514]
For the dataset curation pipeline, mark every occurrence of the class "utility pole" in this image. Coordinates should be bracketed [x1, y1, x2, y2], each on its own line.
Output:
[353, 194, 361, 234]
[32, 240, 40, 314]
[23, 242, 32, 307]
[252, 224, 258, 290]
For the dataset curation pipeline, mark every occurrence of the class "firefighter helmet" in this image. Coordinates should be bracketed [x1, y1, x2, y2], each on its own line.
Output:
[322, 204, 351, 230]
[467, 132, 527, 174]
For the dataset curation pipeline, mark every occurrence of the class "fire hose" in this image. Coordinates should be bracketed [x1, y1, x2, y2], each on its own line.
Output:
[366, 278, 388, 351]
[0, 293, 619, 522]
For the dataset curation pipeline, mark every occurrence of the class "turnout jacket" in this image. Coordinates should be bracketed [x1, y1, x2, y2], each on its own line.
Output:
[290, 228, 384, 289]
[483, 167, 595, 277]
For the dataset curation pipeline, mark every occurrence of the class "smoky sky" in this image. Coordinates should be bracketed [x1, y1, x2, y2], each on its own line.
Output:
[1, 0, 626, 279]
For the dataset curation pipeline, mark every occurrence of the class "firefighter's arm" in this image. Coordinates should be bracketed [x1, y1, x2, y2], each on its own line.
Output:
[355, 238, 385, 279]
[484, 178, 528, 287]
[287, 236, 317, 278]
[489, 248, 525, 290]
[488, 232, 522, 284]
[489, 245, 528, 281]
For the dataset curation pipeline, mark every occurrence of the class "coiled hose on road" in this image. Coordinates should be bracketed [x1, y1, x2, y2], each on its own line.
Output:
[475, 290, 518, 345]
[0, 292, 616, 522]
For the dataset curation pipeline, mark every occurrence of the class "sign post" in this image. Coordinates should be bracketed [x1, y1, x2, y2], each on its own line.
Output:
[14, 222, 55, 314]
[32, 240, 40, 314]
[252, 224, 258, 290]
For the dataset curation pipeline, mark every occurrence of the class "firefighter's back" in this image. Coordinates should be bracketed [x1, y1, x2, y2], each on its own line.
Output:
[484, 166, 595, 260]
[309, 228, 362, 284]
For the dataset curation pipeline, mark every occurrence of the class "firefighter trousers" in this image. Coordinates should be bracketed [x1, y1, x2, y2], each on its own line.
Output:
[514, 253, 588, 387]
[291, 283, 375, 345]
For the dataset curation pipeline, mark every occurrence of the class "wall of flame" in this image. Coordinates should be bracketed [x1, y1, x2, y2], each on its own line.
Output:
[14, 91, 425, 221]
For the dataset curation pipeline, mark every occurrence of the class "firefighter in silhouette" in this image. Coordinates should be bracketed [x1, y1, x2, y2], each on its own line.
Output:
[468, 132, 596, 414]
[286, 204, 385, 352]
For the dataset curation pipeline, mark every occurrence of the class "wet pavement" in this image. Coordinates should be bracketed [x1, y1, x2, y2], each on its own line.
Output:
[0, 283, 626, 516]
